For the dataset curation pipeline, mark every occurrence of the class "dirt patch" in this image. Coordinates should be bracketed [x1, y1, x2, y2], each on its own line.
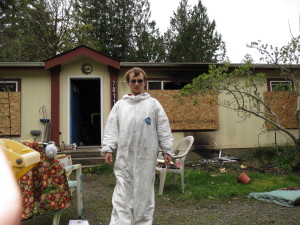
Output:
[185, 157, 296, 175]
[22, 172, 300, 225]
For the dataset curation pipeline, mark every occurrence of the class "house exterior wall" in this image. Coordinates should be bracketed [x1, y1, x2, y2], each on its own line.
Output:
[1, 56, 298, 156]
[187, 69, 299, 153]
[116, 68, 299, 153]
[58, 58, 112, 145]
[0, 69, 51, 141]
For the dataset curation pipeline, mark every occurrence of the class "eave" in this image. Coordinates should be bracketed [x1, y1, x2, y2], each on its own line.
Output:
[44, 45, 120, 70]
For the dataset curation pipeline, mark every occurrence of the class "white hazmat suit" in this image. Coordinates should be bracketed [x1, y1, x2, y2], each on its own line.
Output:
[102, 92, 173, 225]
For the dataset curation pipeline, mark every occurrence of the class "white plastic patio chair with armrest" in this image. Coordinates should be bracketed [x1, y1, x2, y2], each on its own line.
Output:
[53, 156, 83, 225]
[156, 136, 194, 195]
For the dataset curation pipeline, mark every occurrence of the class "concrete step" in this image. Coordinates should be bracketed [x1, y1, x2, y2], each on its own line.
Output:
[58, 148, 102, 158]
[82, 165, 101, 169]
[72, 157, 105, 160]
[57, 146, 103, 166]
[72, 157, 104, 166]
[60, 151, 101, 158]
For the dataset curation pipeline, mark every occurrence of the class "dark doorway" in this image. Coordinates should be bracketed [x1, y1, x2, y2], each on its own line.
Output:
[70, 78, 101, 146]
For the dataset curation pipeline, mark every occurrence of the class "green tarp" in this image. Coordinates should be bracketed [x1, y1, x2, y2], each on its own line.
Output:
[248, 190, 300, 207]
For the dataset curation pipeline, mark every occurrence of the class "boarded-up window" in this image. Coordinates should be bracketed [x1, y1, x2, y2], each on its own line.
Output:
[148, 90, 218, 131]
[0, 92, 21, 136]
[264, 91, 297, 129]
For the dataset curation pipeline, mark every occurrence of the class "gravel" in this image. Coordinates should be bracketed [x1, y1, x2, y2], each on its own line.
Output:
[22, 173, 300, 225]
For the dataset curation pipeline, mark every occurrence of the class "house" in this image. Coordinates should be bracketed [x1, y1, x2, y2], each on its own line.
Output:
[0, 46, 298, 157]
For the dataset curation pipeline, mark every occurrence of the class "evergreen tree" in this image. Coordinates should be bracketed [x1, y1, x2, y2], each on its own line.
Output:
[164, 0, 226, 62]
[73, 0, 112, 54]
[127, 0, 165, 61]
[0, 0, 26, 61]
[0, 0, 75, 61]
[131, 20, 166, 62]
[0, 0, 227, 62]
[73, 0, 165, 61]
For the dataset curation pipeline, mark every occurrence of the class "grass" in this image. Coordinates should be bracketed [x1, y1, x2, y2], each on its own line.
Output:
[83, 163, 114, 175]
[158, 169, 300, 202]
[83, 162, 300, 202]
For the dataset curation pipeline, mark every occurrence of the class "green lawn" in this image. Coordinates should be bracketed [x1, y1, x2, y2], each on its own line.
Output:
[85, 162, 300, 201]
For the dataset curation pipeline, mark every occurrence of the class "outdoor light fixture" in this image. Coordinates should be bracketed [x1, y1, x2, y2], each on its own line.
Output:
[30, 130, 41, 137]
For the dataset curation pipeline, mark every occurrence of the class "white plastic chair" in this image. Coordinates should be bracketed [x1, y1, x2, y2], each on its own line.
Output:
[53, 156, 83, 225]
[156, 136, 194, 195]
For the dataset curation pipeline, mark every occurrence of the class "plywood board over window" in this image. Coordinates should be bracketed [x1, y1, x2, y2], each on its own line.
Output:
[148, 90, 219, 131]
[264, 91, 297, 129]
[0, 92, 21, 136]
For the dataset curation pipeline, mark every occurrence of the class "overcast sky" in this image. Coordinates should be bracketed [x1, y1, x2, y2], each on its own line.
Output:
[149, 0, 300, 63]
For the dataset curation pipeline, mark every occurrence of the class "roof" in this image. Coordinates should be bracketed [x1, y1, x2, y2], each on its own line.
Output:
[1, 46, 300, 71]
[44, 45, 120, 70]
[0, 62, 44, 67]
[121, 62, 300, 69]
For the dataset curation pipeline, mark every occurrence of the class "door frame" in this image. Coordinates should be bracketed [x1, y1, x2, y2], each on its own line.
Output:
[67, 76, 103, 146]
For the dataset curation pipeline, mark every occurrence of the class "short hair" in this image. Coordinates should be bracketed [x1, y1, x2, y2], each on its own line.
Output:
[124, 67, 147, 82]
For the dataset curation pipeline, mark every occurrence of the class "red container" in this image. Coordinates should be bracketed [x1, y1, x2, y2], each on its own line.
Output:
[237, 172, 251, 184]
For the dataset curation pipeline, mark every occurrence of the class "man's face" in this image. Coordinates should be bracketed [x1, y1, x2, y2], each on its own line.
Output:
[128, 72, 145, 96]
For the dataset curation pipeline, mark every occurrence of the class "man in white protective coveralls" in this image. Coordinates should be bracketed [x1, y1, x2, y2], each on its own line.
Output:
[102, 67, 174, 225]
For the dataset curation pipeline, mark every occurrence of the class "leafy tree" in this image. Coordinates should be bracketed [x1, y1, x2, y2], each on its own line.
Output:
[178, 36, 300, 169]
[126, 1, 165, 62]
[180, 62, 288, 134]
[108, 0, 138, 61]
[0, 0, 226, 62]
[39, 0, 76, 56]
[178, 61, 300, 165]
[248, 35, 300, 144]
[0, 0, 26, 61]
[73, 0, 165, 62]
[164, 0, 226, 62]
[0, 0, 76, 61]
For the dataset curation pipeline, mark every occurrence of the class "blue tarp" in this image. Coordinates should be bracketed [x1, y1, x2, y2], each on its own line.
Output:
[248, 190, 300, 207]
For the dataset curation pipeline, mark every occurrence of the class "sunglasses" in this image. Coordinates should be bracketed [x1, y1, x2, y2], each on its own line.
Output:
[130, 79, 144, 84]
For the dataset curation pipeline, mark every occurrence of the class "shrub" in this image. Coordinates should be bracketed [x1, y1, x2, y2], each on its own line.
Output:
[255, 144, 297, 172]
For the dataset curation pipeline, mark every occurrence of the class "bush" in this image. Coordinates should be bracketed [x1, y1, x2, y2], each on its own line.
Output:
[254, 146, 276, 162]
[254, 144, 297, 172]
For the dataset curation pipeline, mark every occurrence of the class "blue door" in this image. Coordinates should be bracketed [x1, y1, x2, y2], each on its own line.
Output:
[70, 80, 81, 145]
[70, 78, 101, 146]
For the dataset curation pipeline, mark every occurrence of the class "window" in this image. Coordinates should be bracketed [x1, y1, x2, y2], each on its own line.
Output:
[270, 81, 292, 91]
[267, 78, 293, 91]
[0, 81, 18, 92]
[147, 81, 170, 90]
[147, 80, 189, 90]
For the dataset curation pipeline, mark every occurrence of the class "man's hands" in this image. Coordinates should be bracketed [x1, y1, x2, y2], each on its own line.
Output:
[164, 153, 172, 166]
[105, 152, 113, 165]
[105, 152, 172, 166]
